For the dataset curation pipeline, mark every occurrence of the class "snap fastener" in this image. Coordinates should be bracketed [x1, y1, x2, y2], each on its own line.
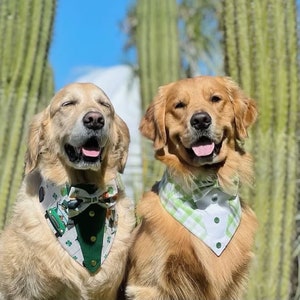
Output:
[212, 194, 218, 202]
[216, 242, 222, 249]
[89, 210, 95, 217]
[214, 217, 220, 224]
[90, 260, 97, 267]
[90, 236, 97, 242]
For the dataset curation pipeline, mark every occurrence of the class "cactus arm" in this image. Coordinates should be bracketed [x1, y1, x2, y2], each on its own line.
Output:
[136, 0, 180, 189]
[222, 0, 299, 299]
[279, 0, 299, 298]
[0, 0, 56, 228]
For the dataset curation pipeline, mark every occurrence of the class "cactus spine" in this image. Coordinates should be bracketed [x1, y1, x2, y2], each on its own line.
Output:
[222, 0, 299, 299]
[0, 0, 56, 228]
[136, 0, 181, 188]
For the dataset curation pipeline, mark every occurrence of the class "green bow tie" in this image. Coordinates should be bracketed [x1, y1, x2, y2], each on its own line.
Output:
[66, 184, 118, 218]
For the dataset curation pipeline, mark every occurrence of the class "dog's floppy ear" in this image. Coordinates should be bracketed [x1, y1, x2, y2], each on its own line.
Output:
[139, 86, 167, 150]
[25, 109, 48, 174]
[110, 114, 130, 174]
[226, 78, 258, 140]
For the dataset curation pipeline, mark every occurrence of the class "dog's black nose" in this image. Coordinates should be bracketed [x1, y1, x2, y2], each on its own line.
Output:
[190, 112, 212, 130]
[83, 111, 104, 130]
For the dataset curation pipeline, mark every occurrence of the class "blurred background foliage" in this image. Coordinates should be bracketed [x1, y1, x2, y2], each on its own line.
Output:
[0, 0, 299, 299]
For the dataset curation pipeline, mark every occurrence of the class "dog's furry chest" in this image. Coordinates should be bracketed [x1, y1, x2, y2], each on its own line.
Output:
[133, 191, 253, 300]
[0, 187, 134, 300]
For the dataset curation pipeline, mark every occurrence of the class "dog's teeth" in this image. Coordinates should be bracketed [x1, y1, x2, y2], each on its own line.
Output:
[192, 143, 215, 157]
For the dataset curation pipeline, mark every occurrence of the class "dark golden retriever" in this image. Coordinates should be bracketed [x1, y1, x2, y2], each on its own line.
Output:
[126, 76, 258, 300]
[0, 83, 135, 300]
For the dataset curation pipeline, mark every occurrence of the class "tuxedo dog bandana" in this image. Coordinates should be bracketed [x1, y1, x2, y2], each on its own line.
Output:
[39, 178, 121, 272]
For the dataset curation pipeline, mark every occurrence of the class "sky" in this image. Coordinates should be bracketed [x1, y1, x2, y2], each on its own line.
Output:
[49, 1, 134, 91]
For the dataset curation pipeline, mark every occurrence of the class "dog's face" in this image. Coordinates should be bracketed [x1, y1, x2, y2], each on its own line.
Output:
[140, 76, 257, 170]
[26, 83, 129, 175]
[49, 83, 115, 170]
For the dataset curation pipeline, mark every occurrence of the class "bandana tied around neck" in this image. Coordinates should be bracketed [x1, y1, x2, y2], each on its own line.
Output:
[39, 178, 121, 273]
[159, 172, 241, 256]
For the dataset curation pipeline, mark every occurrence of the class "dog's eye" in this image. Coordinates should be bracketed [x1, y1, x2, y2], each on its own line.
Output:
[62, 100, 76, 107]
[99, 101, 111, 108]
[175, 101, 186, 109]
[97, 99, 111, 108]
[210, 95, 222, 103]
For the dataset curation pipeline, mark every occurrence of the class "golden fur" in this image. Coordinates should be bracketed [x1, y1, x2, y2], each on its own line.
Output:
[0, 83, 135, 300]
[126, 76, 258, 300]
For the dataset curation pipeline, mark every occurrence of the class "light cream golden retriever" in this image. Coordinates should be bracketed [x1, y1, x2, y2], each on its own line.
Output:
[0, 83, 135, 300]
[126, 76, 258, 300]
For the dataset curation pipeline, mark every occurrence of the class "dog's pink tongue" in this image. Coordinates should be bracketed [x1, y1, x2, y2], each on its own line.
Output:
[192, 142, 215, 157]
[82, 147, 101, 157]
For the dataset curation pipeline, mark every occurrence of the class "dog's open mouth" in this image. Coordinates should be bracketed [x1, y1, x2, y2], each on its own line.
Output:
[187, 137, 222, 158]
[64, 137, 102, 163]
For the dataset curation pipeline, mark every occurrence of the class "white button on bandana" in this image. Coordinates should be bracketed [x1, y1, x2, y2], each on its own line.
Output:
[159, 172, 241, 256]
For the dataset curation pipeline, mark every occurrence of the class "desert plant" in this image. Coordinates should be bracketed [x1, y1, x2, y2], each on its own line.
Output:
[0, 0, 56, 228]
[123, 0, 222, 77]
[136, 0, 181, 189]
[130, 0, 223, 189]
[222, 0, 300, 299]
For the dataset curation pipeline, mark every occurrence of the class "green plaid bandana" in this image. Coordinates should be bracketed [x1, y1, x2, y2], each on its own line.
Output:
[158, 171, 241, 256]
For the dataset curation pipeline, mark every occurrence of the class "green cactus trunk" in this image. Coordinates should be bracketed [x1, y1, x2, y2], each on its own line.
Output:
[0, 0, 56, 228]
[136, 0, 181, 189]
[222, 0, 299, 299]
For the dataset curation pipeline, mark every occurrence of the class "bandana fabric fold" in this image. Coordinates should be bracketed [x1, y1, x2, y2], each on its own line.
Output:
[39, 179, 119, 272]
[158, 172, 241, 256]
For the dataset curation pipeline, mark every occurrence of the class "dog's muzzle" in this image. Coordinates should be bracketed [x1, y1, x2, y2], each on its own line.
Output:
[63, 111, 108, 167]
[186, 112, 223, 159]
[65, 136, 103, 163]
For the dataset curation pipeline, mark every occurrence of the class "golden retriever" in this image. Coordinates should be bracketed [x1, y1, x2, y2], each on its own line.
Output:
[126, 76, 258, 300]
[0, 83, 135, 300]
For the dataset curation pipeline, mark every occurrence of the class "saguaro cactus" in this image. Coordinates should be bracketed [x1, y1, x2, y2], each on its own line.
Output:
[136, 0, 181, 188]
[0, 1, 56, 228]
[222, 0, 299, 299]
